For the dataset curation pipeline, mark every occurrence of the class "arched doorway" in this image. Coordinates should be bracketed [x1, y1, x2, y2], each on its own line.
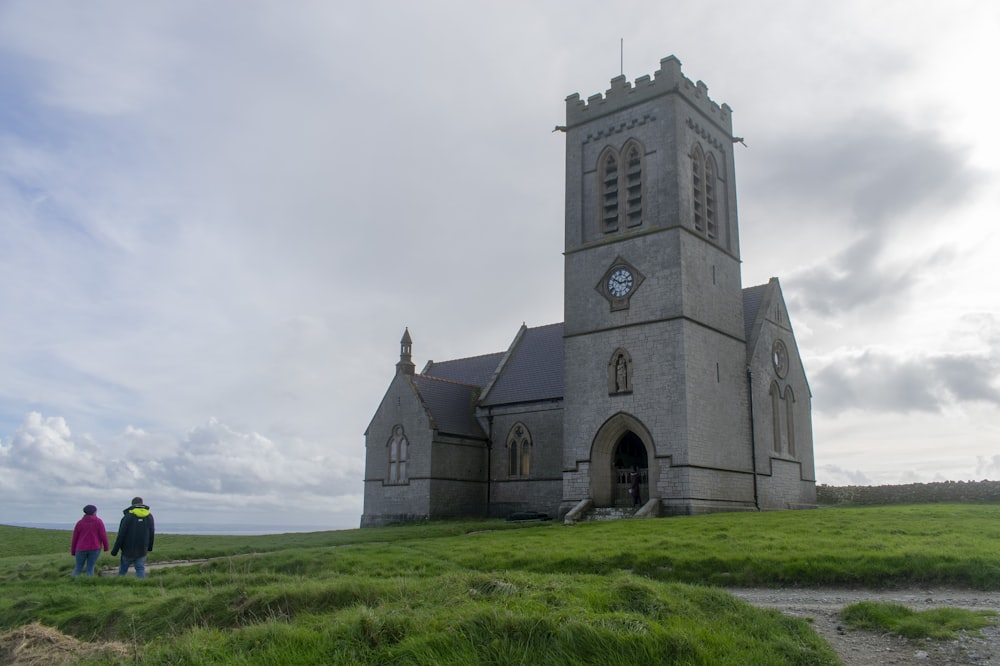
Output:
[613, 432, 648, 506]
[589, 412, 655, 507]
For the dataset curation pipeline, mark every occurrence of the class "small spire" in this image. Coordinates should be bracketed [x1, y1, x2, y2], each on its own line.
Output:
[397, 328, 415, 376]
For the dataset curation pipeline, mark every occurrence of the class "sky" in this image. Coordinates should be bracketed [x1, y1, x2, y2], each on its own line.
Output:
[2, 1, 999, 531]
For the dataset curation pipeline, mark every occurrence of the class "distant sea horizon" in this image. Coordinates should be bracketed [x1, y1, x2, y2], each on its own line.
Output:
[3, 522, 347, 536]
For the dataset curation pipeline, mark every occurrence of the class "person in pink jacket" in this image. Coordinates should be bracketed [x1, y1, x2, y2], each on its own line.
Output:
[70, 504, 109, 577]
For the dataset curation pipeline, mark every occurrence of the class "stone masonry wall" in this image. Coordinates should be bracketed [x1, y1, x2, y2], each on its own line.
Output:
[817, 480, 1000, 505]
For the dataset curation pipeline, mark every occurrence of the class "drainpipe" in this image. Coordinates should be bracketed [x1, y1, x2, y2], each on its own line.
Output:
[486, 408, 494, 518]
[746, 367, 760, 511]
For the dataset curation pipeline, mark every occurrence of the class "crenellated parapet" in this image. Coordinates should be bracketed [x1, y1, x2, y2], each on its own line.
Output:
[565, 55, 733, 132]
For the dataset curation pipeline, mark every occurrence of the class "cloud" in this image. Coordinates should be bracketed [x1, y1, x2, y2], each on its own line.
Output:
[977, 455, 1000, 479]
[815, 464, 872, 486]
[750, 111, 980, 224]
[0, 412, 360, 526]
[752, 112, 984, 318]
[812, 348, 1000, 415]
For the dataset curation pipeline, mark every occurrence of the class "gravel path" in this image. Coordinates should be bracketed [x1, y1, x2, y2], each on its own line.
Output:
[728, 588, 1000, 665]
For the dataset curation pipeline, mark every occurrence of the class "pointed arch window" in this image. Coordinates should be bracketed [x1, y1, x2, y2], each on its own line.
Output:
[704, 154, 718, 239]
[387, 425, 408, 484]
[769, 382, 782, 453]
[622, 140, 644, 228]
[691, 145, 705, 234]
[599, 149, 619, 233]
[691, 143, 720, 240]
[783, 386, 796, 457]
[598, 141, 646, 234]
[506, 422, 532, 477]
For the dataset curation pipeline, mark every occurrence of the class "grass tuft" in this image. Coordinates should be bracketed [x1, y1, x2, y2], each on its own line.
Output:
[842, 601, 998, 639]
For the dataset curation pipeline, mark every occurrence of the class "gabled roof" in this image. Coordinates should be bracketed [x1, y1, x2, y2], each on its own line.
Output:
[412, 288, 778, 421]
[742, 282, 769, 343]
[480, 323, 564, 407]
[422, 352, 505, 387]
[412, 375, 486, 439]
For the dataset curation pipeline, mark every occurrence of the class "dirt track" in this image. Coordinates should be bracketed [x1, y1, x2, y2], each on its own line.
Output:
[729, 588, 1000, 665]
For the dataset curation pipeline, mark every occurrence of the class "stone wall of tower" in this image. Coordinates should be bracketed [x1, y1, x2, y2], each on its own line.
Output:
[564, 56, 740, 263]
[562, 57, 753, 515]
[562, 320, 688, 477]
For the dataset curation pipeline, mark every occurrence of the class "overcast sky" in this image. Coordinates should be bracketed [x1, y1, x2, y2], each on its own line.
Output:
[2, 1, 999, 531]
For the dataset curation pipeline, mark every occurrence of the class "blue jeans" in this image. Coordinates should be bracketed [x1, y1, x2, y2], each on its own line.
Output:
[118, 555, 147, 578]
[72, 549, 101, 577]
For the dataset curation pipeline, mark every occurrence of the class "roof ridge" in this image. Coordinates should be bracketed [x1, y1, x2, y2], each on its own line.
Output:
[431, 350, 506, 364]
[415, 374, 479, 388]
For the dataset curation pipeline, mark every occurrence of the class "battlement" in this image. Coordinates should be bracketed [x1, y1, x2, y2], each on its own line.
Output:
[565, 55, 732, 131]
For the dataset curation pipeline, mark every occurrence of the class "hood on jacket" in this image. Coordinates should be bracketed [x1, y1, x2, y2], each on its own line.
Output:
[124, 504, 151, 517]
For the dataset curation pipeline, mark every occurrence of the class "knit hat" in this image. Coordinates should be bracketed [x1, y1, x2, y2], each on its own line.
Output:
[83, 505, 97, 515]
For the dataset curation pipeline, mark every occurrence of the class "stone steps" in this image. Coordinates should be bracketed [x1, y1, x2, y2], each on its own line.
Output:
[583, 506, 639, 521]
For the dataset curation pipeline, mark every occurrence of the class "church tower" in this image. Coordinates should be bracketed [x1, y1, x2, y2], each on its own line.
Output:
[561, 56, 756, 515]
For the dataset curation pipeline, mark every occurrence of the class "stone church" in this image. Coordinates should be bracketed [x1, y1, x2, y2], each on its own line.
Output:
[361, 56, 816, 527]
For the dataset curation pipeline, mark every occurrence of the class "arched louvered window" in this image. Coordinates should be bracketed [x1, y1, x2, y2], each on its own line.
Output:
[623, 141, 644, 228]
[704, 154, 718, 239]
[599, 150, 619, 233]
[691, 143, 721, 240]
[691, 145, 706, 234]
[597, 141, 646, 234]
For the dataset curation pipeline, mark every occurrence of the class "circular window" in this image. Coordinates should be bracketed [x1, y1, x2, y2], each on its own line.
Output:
[772, 340, 789, 378]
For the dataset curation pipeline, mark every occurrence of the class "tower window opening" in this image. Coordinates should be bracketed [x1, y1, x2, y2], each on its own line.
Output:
[624, 144, 643, 227]
[691, 147, 705, 233]
[705, 155, 718, 239]
[601, 152, 619, 233]
[691, 144, 722, 240]
[597, 142, 645, 234]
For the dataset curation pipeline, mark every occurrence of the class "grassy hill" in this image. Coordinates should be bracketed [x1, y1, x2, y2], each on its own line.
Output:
[2, 504, 998, 664]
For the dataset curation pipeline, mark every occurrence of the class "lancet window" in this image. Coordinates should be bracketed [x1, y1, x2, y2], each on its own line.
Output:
[506, 422, 532, 477]
[387, 424, 408, 484]
[691, 143, 719, 240]
[598, 141, 645, 234]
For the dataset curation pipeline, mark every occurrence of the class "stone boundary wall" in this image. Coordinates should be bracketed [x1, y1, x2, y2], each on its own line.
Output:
[817, 480, 1000, 505]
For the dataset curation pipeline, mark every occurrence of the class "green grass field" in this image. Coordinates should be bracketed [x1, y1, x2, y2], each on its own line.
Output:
[1, 504, 998, 664]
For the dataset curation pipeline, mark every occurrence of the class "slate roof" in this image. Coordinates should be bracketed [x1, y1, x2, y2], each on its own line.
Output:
[412, 375, 485, 438]
[742, 283, 769, 342]
[415, 292, 768, 426]
[480, 323, 564, 407]
[422, 352, 505, 387]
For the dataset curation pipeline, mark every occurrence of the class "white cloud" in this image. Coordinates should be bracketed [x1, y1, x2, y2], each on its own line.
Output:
[0, 412, 359, 528]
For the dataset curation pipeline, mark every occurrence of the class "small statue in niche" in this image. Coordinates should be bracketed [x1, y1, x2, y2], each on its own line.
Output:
[615, 353, 628, 392]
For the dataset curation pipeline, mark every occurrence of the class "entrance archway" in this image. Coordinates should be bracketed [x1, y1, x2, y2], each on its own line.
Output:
[589, 413, 655, 506]
[613, 432, 648, 506]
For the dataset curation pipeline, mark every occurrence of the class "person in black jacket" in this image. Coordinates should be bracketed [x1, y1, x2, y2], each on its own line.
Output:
[111, 497, 155, 578]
